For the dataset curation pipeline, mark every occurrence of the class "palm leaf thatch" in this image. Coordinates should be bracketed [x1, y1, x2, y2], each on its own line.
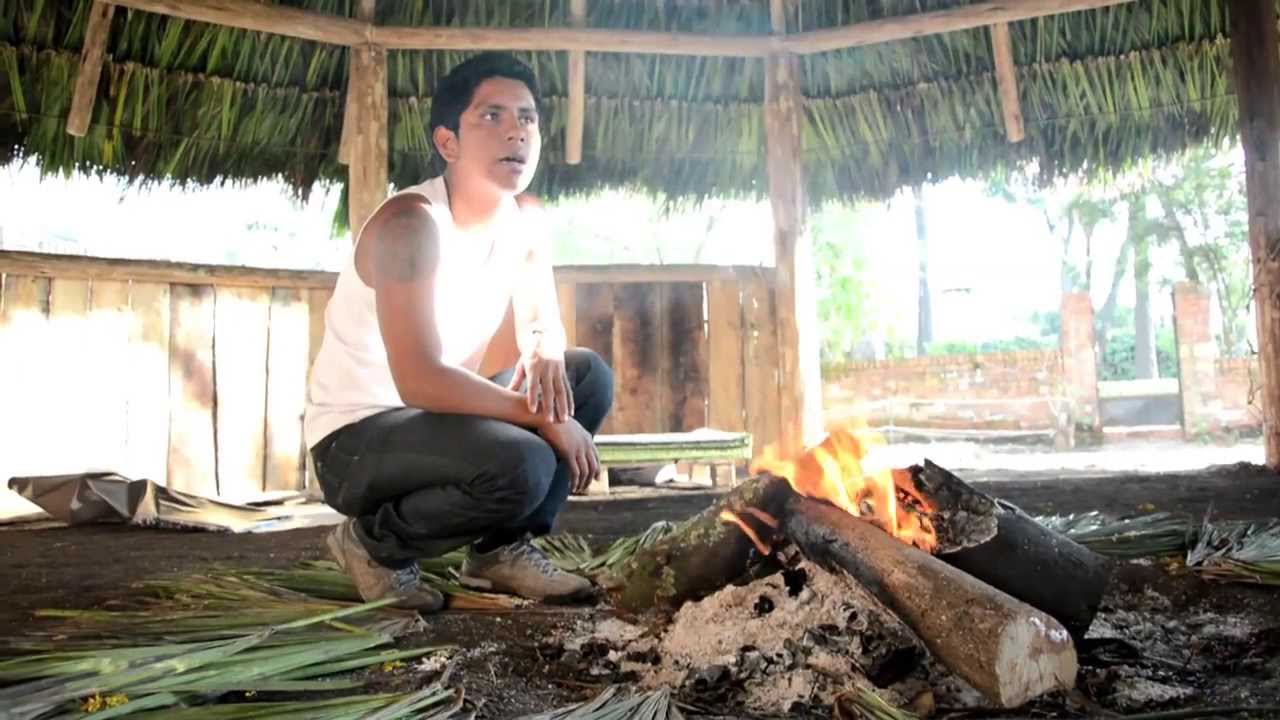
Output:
[0, 0, 1248, 208]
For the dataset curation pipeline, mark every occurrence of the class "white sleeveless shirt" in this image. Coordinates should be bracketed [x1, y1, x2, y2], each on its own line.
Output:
[303, 176, 528, 448]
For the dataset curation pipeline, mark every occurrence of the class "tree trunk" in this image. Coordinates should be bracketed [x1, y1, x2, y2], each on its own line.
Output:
[1134, 232, 1157, 379]
[1096, 231, 1134, 367]
[915, 185, 933, 356]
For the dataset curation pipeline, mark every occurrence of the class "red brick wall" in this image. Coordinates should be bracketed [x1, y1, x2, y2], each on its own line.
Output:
[1215, 357, 1263, 430]
[823, 350, 1065, 431]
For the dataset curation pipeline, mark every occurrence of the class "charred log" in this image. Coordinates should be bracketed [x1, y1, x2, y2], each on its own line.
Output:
[785, 496, 1078, 708]
[941, 498, 1112, 639]
[600, 474, 794, 615]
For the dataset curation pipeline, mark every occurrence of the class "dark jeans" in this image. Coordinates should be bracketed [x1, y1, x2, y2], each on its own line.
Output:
[311, 348, 614, 569]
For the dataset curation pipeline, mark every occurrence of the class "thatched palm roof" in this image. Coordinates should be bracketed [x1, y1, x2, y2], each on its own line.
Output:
[0, 1, 1240, 204]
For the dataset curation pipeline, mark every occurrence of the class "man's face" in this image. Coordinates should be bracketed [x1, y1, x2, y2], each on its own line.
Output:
[436, 76, 541, 195]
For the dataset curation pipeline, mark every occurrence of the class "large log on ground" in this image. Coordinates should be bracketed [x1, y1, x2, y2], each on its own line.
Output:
[785, 496, 1078, 708]
[906, 459, 1111, 638]
[600, 474, 794, 614]
[942, 498, 1111, 639]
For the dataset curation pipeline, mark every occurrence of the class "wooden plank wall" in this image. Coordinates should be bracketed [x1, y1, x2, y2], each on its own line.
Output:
[556, 267, 779, 451]
[0, 267, 327, 511]
[0, 254, 776, 513]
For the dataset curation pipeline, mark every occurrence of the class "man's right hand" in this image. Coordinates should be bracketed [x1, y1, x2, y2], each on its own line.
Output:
[537, 419, 599, 494]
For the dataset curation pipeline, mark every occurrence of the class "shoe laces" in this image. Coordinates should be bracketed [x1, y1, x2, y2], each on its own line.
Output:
[510, 540, 560, 577]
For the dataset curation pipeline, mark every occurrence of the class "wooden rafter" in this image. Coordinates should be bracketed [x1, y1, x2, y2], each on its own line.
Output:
[989, 22, 1025, 143]
[106, 0, 1133, 57]
[565, 0, 587, 165]
[66, 1, 115, 137]
[338, 0, 377, 166]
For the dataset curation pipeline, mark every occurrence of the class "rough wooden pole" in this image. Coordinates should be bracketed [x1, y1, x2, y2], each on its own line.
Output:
[338, 0, 376, 166]
[67, 1, 116, 138]
[1229, 0, 1280, 467]
[565, 0, 587, 165]
[346, 8, 389, 238]
[765, 1, 823, 454]
[988, 22, 1025, 143]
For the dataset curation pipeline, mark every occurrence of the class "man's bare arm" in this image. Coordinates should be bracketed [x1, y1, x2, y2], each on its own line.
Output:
[369, 196, 548, 428]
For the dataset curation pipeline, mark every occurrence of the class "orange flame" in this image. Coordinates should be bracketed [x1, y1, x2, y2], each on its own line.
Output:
[751, 425, 938, 552]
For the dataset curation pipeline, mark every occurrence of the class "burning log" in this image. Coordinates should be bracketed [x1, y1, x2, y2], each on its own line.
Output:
[600, 474, 793, 614]
[785, 496, 1078, 708]
[942, 496, 1112, 639]
[893, 460, 1110, 638]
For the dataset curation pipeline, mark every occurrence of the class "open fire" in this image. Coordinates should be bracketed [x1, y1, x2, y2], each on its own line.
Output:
[748, 426, 939, 552]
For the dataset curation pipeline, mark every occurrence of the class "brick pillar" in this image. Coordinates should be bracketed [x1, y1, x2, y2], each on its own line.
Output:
[1173, 282, 1220, 438]
[1060, 293, 1101, 438]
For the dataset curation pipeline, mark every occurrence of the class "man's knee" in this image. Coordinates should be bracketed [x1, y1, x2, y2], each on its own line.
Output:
[566, 347, 614, 409]
[479, 435, 557, 523]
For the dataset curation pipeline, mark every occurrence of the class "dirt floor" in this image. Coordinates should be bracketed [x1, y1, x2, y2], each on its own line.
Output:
[4, 451, 1280, 717]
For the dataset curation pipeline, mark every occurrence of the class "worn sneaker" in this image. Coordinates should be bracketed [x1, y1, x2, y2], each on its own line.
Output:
[325, 519, 444, 612]
[459, 538, 594, 603]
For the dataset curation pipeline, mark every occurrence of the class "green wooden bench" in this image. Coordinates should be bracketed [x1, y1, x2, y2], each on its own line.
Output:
[590, 429, 753, 494]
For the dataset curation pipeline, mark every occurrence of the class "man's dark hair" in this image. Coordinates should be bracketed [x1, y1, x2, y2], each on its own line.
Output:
[429, 52, 541, 138]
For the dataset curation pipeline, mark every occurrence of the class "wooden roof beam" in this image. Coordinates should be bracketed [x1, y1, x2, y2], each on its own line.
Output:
[785, 0, 1132, 54]
[565, 0, 587, 165]
[989, 22, 1025, 143]
[108, 0, 1133, 57]
[66, 1, 115, 137]
[338, 0, 377, 166]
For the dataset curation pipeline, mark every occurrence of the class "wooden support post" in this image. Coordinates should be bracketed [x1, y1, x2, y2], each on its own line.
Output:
[765, 1, 823, 455]
[67, 1, 115, 137]
[1229, 1, 1280, 467]
[346, 6, 389, 238]
[565, 0, 587, 165]
[339, 0, 377, 167]
[988, 22, 1025, 143]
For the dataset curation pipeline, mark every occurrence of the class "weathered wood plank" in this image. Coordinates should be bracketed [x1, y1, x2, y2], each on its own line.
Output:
[665, 282, 708, 431]
[66, 1, 115, 137]
[707, 278, 746, 432]
[265, 288, 310, 491]
[127, 282, 171, 484]
[214, 286, 270, 499]
[575, 283, 616, 433]
[611, 283, 662, 434]
[307, 288, 332, 376]
[304, 287, 332, 490]
[89, 280, 132, 472]
[0, 275, 50, 519]
[168, 284, 217, 496]
[48, 279, 93, 472]
[557, 281, 577, 348]
[0, 250, 335, 290]
[743, 273, 780, 453]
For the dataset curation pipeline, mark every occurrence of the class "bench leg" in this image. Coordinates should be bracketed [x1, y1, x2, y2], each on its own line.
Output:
[712, 463, 737, 488]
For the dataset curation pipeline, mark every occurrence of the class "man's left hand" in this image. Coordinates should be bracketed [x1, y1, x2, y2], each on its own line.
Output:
[507, 339, 573, 424]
